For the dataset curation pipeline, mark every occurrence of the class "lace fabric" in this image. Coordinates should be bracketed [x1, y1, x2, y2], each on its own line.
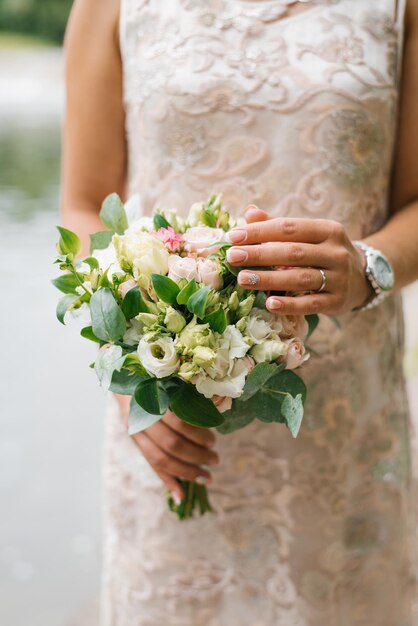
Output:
[101, 1, 418, 624]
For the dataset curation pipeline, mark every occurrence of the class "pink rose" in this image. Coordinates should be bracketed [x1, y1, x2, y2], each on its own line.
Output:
[197, 258, 223, 290]
[284, 338, 310, 370]
[183, 226, 227, 257]
[212, 395, 233, 413]
[151, 227, 183, 253]
[168, 255, 199, 283]
[279, 315, 309, 341]
[118, 278, 137, 299]
[242, 355, 256, 373]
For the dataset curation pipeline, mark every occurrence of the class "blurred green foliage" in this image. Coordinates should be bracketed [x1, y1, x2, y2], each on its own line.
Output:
[0, 0, 73, 44]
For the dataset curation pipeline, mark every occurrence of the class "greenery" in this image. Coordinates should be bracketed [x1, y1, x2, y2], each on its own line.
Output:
[0, 0, 73, 44]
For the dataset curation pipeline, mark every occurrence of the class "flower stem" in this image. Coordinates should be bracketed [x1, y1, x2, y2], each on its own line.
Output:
[166, 479, 214, 520]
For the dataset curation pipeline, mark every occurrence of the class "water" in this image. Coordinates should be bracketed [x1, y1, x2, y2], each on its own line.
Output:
[0, 43, 417, 626]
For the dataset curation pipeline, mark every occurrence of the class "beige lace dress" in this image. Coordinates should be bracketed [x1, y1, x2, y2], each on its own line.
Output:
[101, 1, 418, 624]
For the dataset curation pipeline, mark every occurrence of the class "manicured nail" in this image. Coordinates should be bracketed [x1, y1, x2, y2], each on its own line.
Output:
[172, 491, 182, 505]
[245, 204, 258, 211]
[226, 248, 248, 263]
[227, 229, 247, 244]
[239, 271, 260, 286]
[196, 475, 211, 485]
[267, 297, 282, 310]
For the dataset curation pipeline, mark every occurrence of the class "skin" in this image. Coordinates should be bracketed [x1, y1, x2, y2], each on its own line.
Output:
[61, 0, 418, 503]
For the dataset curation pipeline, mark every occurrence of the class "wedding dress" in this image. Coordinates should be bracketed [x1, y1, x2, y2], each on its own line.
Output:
[101, 1, 418, 624]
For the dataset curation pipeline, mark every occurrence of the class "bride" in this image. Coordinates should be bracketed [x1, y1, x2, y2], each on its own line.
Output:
[61, 0, 418, 624]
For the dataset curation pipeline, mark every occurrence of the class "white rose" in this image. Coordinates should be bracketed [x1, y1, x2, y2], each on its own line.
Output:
[244, 308, 282, 345]
[196, 358, 249, 399]
[113, 232, 169, 280]
[91, 243, 123, 278]
[167, 255, 199, 283]
[183, 226, 227, 256]
[250, 339, 287, 364]
[205, 326, 249, 381]
[284, 337, 310, 370]
[137, 336, 180, 378]
[197, 257, 223, 290]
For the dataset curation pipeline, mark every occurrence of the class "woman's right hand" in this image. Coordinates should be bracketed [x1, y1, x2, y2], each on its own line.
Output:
[114, 394, 220, 504]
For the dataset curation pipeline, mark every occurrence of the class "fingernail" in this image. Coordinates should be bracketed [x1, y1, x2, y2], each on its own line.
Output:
[227, 229, 247, 244]
[172, 491, 182, 505]
[226, 248, 248, 263]
[245, 204, 258, 211]
[196, 475, 211, 485]
[267, 297, 282, 310]
[239, 271, 260, 286]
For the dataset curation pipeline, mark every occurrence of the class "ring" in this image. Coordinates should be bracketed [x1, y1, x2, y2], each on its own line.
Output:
[317, 269, 327, 293]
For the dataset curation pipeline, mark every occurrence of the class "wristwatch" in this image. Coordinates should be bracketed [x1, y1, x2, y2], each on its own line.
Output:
[352, 241, 395, 311]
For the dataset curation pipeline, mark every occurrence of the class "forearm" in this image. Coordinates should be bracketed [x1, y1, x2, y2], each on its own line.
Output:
[365, 201, 418, 291]
[61, 202, 104, 257]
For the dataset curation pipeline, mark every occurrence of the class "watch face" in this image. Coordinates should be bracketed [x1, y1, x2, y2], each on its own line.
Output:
[372, 254, 394, 291]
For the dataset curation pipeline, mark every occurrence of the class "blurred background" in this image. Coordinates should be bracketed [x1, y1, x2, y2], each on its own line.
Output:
[0, 2, 417, 626]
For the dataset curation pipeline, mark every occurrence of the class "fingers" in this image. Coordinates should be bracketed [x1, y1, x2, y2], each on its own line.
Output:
[226, 242, 333, 268]
[133, 432, 213, 484]
[157, 470, 185, 505]
[163, 411, 216, 448]
[266, 293, 337, 315]
[146, 420, 219, 467]
[228, 217, 340, 245]
[244, 205, 271, 223]
[237, 267, 331, 293]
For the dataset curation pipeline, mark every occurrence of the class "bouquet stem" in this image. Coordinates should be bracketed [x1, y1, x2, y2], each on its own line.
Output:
[166, 479, 213, 520]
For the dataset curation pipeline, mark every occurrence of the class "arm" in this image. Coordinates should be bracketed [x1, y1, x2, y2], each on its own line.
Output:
[226, 1, 418, 315]
[61, 0, 218, 502]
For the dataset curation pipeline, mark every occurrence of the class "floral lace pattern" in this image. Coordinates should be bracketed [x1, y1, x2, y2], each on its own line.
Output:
[102, 1, 418, 624]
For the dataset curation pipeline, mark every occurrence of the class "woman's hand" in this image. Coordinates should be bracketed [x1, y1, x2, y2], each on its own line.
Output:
[226, 206, 374, 316]
[114, 394, 219, 504]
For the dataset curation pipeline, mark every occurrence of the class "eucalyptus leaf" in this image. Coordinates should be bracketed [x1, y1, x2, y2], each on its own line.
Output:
[100, 193, 128, 234]
[134, 378, 169, 416]
[203, 306, 227, 333]
[56, 226, 81, 256]
[187, 286, 210, 319]
[90, 230, 114, 252]
[306, 314, 319, 339]
[121, 287, 149, 319]
[176, 278, 198, 305]
[168, 384, 224, 428]
[216, 407, 255, 434]
[56, 294, 78, 324]
[240, 362, 282, 402]
[90, 288, 127, 342]
[52, 273, 84, 295]
[128, 397, 162, 435]
[254, 291, 267, 309]
[151, 274, 180, 305]
[123, 353, 148, 377]
[80, 326, 101, 343]
[94, 345, 125, 391]
[110, 369, 143, 395]
[281, 393, 304, 438]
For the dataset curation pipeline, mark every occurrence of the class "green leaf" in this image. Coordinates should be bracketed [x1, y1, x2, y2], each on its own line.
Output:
[90, 288, 127, 342]
[135, 378, 169, 416]
[56, 294, 78, 324]
[80, 326, 101, 343]
[281, 393, 304, 438]
[151, 273, 180, 305]
[168, 384, 224, 428]
[99, 193, 128, 234]
[203, 306, 227, 333]
[254, 291, 267, 309]
[94, 345, 125, 391]
[121, 287, 149, 319]
[123, 353, 148, 377]
[90, 230, 114, 252]
[306, 314, 319, 339]
[255, 369, 306, 424]
[56, 226, 81, 256]
[240, 362, 283, 402]
[110, 369, 143, 395]
[216, 406, 255, 434]
[176, 278, 198, 305]
[187, 286, 210, 319]
[128, 398, 162, 435]
[153, 213, 170, 229]
[201, 209, 217, 228]
[81, 256, 100, 271]
[51, 273, 84, 294]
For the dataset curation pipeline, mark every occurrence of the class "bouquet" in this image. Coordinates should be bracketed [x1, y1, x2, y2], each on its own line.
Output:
[53, 194, 317, 519]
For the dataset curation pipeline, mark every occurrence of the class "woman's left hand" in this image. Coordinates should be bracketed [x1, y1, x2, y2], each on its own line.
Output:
[226, 206, 374, 316]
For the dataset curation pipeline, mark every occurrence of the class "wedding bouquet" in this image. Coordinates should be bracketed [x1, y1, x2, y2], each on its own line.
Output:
[53, 194, 317, 519]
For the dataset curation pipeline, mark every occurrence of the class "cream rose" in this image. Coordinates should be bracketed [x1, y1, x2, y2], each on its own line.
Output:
[183, 226, 227, 256]
[250, 339, 287, 364]
[284, 337, 310, 370]
[168, 255, 199, 283]
[137, 336, 180, 378]
[280, 315, 309, 341]
[196, 358, 249, 399]
[212, 395, 233, 413]
[197, 258, 223, 290]
[112, 232, 169, 280]
[244, 308, 282, 345]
